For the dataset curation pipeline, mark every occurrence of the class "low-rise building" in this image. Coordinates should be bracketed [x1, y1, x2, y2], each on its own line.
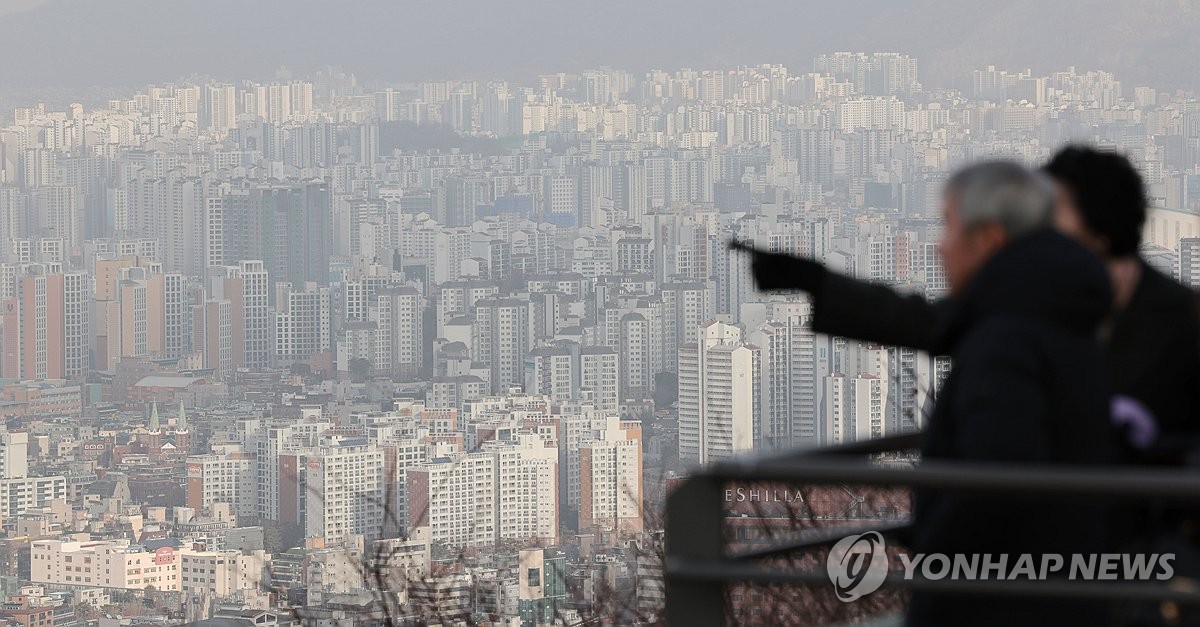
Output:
[0, 476, 68, 524]
[0, 380, 83, 418]
[31, 538, 181, 591]
[180, 549, 270, 600]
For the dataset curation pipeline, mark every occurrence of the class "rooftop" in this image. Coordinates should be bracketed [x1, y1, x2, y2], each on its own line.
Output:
[133, 375, 203, 388]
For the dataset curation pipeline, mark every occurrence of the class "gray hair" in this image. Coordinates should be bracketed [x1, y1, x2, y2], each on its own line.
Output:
[945, 160, 1055, 237]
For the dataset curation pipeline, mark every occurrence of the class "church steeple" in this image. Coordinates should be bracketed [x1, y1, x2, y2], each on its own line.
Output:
[149, 401, 160, 432]
[177, 399, 188, 431]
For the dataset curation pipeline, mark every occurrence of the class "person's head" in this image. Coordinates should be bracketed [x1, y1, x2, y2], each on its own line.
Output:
[938, 161, 1055, 295]
[1042, 146, 1146, 258]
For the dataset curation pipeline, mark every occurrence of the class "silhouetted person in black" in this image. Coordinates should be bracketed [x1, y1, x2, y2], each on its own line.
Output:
[1045, 148, 1200, 461]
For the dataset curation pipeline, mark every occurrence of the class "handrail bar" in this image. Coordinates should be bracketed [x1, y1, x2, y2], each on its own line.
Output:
[705, 457, 1200, 501]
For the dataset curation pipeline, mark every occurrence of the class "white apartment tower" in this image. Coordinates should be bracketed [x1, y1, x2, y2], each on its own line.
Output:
[601, 303, 663, 400]
[0, 428, 28, 479]
[579, 346, 620, 412]
[678, 321, 760, 465]
[304, 439, 386, 545]
[186, 450, 258, 520]
[473, 297, 531, 394]
[208, 261, 270, 371]
[824, 372, 886, 444]
[202, 83, 237, 133]
[578, 417, 643, 532]
[393, 287, 426, 379]
[660, 281, 713, 373]
[407, 452, 498, 548]
[749, 301, 817, 449]
[62, 271, 90, 378]
[522, 343, 618, 412]
[31, 186, 80, 251]
[273, 281, 332, 363]
[484, 434, 559, 544]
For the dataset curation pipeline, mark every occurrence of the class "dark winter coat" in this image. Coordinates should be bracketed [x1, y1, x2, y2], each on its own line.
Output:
[903, 230, 1116, 626]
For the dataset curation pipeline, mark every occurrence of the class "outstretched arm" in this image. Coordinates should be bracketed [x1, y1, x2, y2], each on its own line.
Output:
[813, 270, 954, 353]
[741, 243, 953, 353]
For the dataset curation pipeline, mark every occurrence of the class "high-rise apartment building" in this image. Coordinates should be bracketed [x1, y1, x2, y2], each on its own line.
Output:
[369, 286, 424, 380]
[578, 416, 643, 532]
[473, 297, 531, 394]
[524, 343, 619, 412]
[483, 434, 559, 545]
[824, 373, 886, 444]
[408, 432, 559, 548]
[749, 302, 817, 449]
[147, 271, 188, 359]
[302, 438, 386, 545]
[30, 186, 80, 250]
[601, 304, 662, 399]
[407, 451, 498, 548]
[660, 281, 713, 373]
[186, 449, 259, 521]
[202, 83, 237, 133]
[273, 281, 332, 364]
[208, 261, 269, 371]
[678, 321, 760, 465]
[219, 181, 330, 287]
[126, 171, 206, 276]
[93, 259, 151, 370]
[0, 188, 27, 260]
[1, 267, 89, 380]
[192, 297, 232, 377]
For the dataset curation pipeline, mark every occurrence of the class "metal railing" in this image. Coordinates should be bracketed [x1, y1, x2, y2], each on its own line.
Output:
[664, 435, 1200, 626]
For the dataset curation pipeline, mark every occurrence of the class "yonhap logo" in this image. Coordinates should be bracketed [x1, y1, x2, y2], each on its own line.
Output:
[827, 531, 889, 602]
[822, 530, 1176, 604]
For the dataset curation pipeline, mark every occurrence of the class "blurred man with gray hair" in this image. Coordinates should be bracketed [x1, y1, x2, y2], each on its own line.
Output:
[903, 161, 1114, 625]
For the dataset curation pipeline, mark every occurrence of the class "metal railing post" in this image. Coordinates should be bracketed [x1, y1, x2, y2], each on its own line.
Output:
[665, 475, 726, 626]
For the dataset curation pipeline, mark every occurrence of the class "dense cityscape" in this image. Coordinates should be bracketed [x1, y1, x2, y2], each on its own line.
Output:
[0, 49, 1199, 626]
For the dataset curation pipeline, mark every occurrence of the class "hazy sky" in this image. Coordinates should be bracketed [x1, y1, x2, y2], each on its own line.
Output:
[1, 0, 1198, 90]
[0, 0, 47, 18]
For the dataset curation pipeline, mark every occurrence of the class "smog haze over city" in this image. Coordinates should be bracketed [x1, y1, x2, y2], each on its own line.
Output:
[2, 1, 1200, 625]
